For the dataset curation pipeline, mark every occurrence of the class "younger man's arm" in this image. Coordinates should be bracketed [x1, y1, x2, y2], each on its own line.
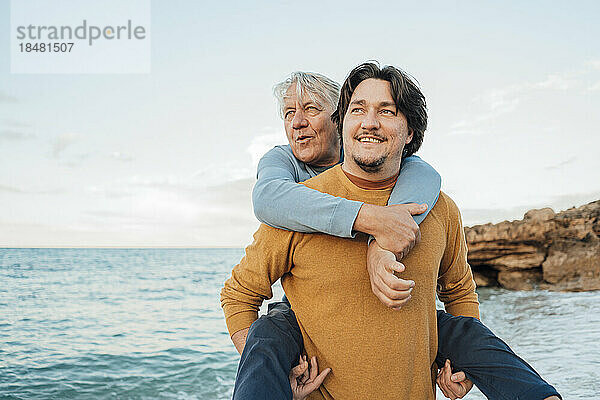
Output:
[364, 156, 442, 308]
[436, 194, 479, 318]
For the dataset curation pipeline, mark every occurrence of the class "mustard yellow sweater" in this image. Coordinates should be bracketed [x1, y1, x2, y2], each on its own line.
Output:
[221, 165, 479, 399]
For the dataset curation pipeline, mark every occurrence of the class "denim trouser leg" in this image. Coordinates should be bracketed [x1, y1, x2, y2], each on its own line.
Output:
[232, 300, 303, 400]
[435, 310, 561, 400]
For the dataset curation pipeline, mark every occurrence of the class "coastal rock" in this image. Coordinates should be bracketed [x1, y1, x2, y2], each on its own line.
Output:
[497, 269, 543, 291]
[465, 200, 600, 291]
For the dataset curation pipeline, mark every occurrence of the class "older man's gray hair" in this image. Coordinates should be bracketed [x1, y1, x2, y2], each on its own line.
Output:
[273, 72, 341, 119]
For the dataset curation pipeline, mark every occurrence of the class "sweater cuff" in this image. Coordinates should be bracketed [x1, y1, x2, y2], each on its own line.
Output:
[330, 199, 363, 238]
[445, 303, 480, 319]
[225, 310, 259, 337]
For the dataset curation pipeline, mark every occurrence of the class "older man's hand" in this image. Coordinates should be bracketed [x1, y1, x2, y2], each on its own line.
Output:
[354, 203, 426, 259]
[437, 359, 473, 399]
[289, 355, 331, 400]
[366, 241, 414, 309]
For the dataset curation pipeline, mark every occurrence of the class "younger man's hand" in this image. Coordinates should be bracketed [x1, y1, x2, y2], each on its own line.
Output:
[366, 241, 414, 309]
[289, 355, 331, 400]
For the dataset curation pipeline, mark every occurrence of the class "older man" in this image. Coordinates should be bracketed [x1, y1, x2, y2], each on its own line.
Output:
[222, 64, 561, 400]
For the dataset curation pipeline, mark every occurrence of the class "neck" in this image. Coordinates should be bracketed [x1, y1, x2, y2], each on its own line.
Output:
[341, 168, 399, 189]
[309, 142, 342, 168]
[311, 153, 340, 168]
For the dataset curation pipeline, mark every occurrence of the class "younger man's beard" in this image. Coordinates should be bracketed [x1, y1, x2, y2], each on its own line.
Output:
[353, 154, 387, 173]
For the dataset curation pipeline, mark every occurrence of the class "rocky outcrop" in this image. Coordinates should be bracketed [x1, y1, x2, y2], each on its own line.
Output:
[465, 200, 600, 291]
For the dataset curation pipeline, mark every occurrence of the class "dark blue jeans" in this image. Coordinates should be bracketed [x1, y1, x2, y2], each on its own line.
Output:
[233, 300, 561, 400]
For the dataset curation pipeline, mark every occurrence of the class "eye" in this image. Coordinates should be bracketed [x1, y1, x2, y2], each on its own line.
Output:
[305, 106, 321, 115]
[381, 109, 396, 115]
[350, 107, 365, 114]
[284, 110, 295, 119]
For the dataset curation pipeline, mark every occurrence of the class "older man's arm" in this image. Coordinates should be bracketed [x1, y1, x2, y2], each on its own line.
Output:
[252, 146, 440, 245]
[220, 224, 297, 353]
[252, 146, 363, 238]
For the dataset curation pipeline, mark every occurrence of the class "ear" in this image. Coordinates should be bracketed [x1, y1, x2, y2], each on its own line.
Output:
[405, 128, 414, 145]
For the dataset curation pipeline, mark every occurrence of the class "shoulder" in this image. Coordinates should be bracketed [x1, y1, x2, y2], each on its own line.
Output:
[250, 222, 297, 244]
[247, 222, 307, 255]
[257, 145, 304, 176]
[256, 145, 299, 179]
[402, 154, 424, 165]
[436, 191, 459, 212]
[260, 145, 296, 164]
[401, 155, 441, 181]
[430, 192, 464, 235]
[301, 165, 341, 192]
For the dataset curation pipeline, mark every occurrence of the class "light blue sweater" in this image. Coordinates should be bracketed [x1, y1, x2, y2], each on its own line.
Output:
[252, 145, 441, 237]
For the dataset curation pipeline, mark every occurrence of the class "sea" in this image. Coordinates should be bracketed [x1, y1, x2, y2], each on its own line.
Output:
[1, 248, 599, 399]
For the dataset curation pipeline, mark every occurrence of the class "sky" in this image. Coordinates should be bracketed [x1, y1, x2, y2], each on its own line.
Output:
[1, 0, 599, 247]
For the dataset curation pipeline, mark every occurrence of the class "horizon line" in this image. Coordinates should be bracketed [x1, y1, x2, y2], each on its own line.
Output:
[0, 246, 244, 249]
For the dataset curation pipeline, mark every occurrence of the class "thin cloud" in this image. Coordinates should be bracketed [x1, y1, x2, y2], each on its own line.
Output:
[50, 133, 91, 167]
[82, 177, 256, 243]
[0, 184, 24, 193]
[462, 191, 600, 227]
[109, 151, 134, 162]
[246, 128, 287, 166]
[52, 133, 79, 158]
[588, 81, 600, 92]
[0, 129, 35, 141]
[85, 176, 188, 200]
[58, 153, 91, 168]
[0, 183, 65, 195]
[84, 210, 138, 222]
[86, 185, 131, 199]
[89, 171, 255, 201]
[449, 87, 521, 136]
[2, 119, 30, 128]
[449, 65, 591, 136]
[548, 190, 600, 206]
[124, 175, 197, 191]
[533, 74, 577, 90]
[585, 60, 600, 70]
[544, 156, 576, 170]
[0, 92, 17, 103]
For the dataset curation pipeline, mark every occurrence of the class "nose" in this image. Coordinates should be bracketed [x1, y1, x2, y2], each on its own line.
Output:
[292, 108, 308, 129]
[360, 110, 380, 130]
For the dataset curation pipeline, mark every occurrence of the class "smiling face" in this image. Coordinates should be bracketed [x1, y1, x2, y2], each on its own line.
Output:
[342, 78, 413, 179]
[282, 84, 341, 167]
